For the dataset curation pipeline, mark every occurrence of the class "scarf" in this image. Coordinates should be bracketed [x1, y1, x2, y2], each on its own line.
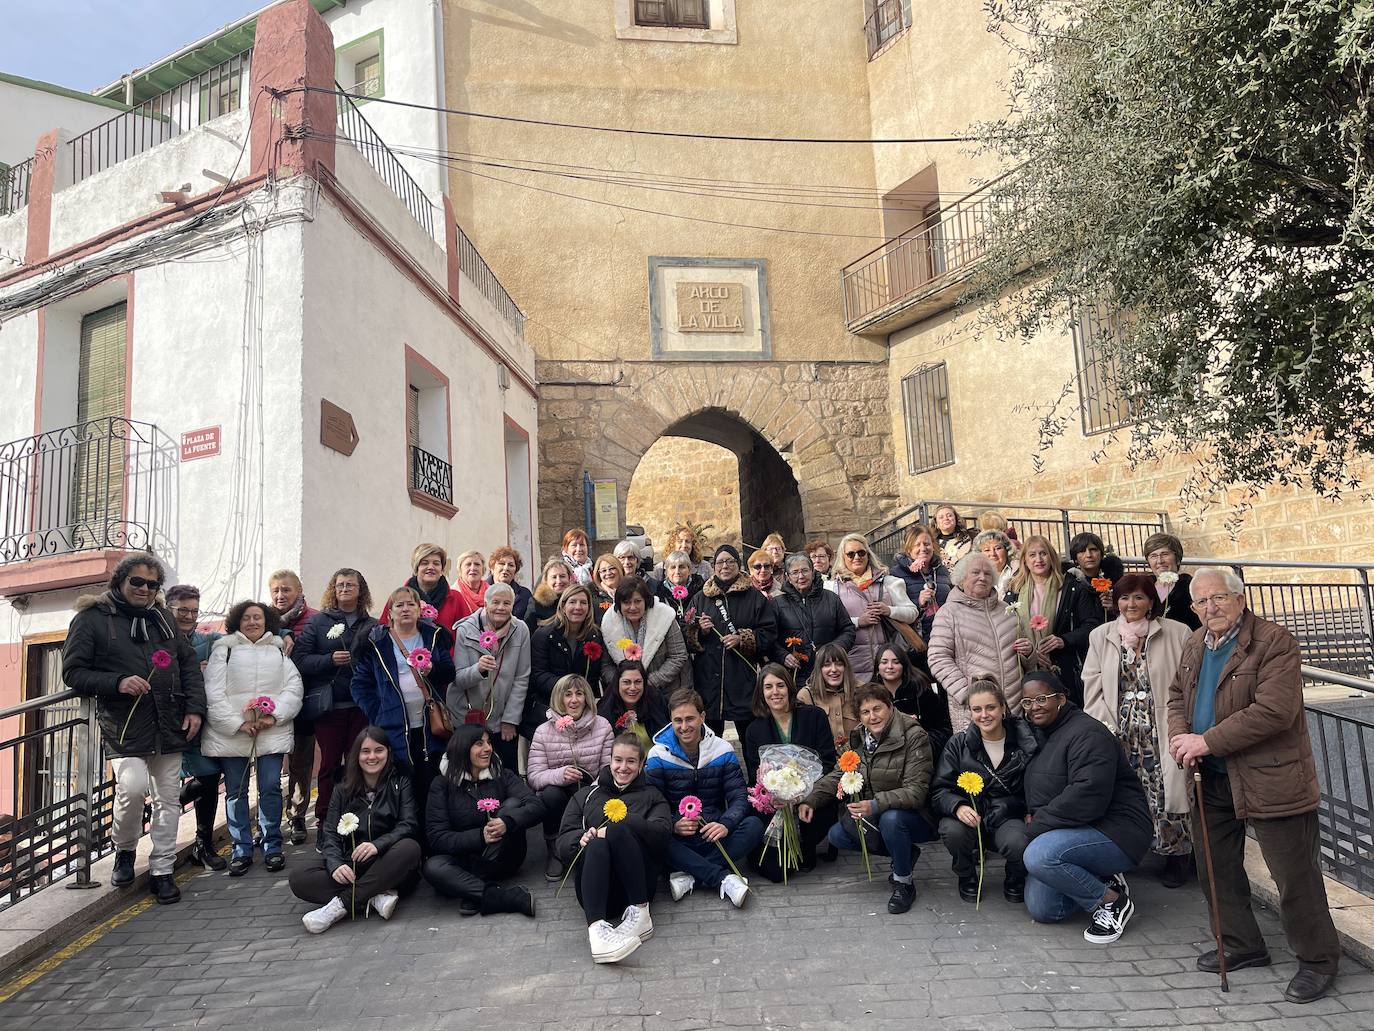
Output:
[277, 593, 306, 629]
[1116, 615, 1154, 652]
[1015, 577, 1059, 638]
[409, 574, 450, 610]
[107, 590, 174, 643]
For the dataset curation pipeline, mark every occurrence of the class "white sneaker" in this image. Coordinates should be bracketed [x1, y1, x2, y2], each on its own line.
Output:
[370, 891, 399, 920]
[669, 871, 694, 902]
[719, 873, 749, 908]
[588, 920, 641, 963]
[302, 896, 348, 934]
[614, 904, 653, 942]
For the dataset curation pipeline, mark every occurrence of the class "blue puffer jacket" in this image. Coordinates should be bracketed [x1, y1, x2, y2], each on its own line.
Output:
[350, 620, 456, 772]
[645, 722, 749, 832]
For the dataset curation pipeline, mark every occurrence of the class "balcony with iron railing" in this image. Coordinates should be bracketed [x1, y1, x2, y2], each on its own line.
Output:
[842, 173, 1015, 335]
[1, 158, 33, 216]
[0, 419, 178, 593]
[409, 444, 454, 514]
[864, 0, 908, 60]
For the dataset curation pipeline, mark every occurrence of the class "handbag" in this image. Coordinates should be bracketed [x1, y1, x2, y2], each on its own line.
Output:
[385, 632, 454, 741]
[882, 616, 927, 654]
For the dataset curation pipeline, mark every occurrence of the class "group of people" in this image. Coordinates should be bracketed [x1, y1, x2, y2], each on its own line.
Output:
[58, 508, 1342, 999]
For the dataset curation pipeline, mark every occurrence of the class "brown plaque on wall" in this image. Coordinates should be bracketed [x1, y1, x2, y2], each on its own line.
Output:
[320, 399, 359, 456]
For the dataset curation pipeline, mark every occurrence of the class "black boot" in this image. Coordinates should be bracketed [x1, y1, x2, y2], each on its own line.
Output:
[1161, 853, 1192, 889]
[957, 875, 979, 903]
[111, 850, 136, 887]
[543, 836, 564, 881]
[1004, 860, 1026, 904]
[178, 779, 204, 807]
[148, 874, 181, 905]
[189, 835, 227, 871]
[480, 884, 536, 918]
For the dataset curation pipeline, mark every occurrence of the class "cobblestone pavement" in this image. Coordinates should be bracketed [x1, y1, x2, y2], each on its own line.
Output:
[0, 837, 1369, 1031]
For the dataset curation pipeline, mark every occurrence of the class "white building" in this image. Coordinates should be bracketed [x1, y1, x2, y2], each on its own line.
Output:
[0, 0, 537, 711]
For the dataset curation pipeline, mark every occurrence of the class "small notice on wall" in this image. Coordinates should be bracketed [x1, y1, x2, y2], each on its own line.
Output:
[674, 282, 746, 332]
[593, 479, 619, 541]
[180, 427, 221, 461]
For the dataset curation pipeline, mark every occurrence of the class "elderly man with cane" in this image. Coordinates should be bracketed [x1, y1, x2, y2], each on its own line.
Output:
[1166, 567, 1340, 1004]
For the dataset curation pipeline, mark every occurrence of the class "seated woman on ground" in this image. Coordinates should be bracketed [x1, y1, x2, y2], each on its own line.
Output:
[598, 659, 670, 740]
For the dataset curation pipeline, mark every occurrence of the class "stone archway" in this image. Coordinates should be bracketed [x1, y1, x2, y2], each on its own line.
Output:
[536, 359, 900, 555]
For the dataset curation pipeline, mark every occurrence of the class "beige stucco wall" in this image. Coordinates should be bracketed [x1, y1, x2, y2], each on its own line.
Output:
[625, 436, 741, 553]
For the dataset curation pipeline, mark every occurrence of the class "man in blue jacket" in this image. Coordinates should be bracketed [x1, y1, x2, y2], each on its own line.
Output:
[646, 688, 763, 908]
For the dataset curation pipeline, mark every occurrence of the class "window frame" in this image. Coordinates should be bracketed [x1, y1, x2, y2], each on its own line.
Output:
[336, 28, 385, 103]
[634, 0, 710, 29]
[403, 345, 456, 519]
[900, 361, 956, 475]
[1071, 303, 1137, 436]
[614, 0, 737, 44]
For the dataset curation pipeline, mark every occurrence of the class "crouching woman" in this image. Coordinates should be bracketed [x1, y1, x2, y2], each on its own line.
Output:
[422, 724, 545, 917]
[288, 726, 422, 933]
[557, 732, 672, 964]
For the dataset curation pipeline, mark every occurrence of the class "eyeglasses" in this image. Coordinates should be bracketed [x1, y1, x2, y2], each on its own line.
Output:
[750, 563, 771, 571]
[714, 558, 737, 566]
[845, 550, 868, 559]
[170, 607, 199, 618]
[1020, 692, 1064, 710]
[1191, 593, 1241, 609]
[127, 576, 162, 590]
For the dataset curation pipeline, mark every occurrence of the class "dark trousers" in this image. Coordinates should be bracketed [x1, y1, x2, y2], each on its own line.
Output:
[288, 838, 422, 907]
[312, 707, 368, 823]
[752, 806, 835, 883]
[406, 729, 439, 846]
[1196, 769, 1340, 974]
[667, 816, 766, 889]
[285, 729, 316, 823]
[422, 833, 528, 903]
[704, 717, 753, 743]
[939, 816, 1029, 880]
[538, 784, 576, 838]
[180, 772, 222, 841]
[575, 823, 657, 924]
[492, 731, 520, 775]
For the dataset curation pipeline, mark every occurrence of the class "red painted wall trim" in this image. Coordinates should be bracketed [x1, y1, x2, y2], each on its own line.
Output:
[442, 194, 461, 304]
[316, 166, 538, 399]
[23, 130, 60, 264]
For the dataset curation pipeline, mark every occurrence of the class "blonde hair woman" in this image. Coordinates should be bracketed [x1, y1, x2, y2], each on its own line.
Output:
[452, 549, 488, 624]
[825, 532, 919, 684]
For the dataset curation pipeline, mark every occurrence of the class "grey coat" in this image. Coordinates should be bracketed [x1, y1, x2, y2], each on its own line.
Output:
[449, 612, 531, 731]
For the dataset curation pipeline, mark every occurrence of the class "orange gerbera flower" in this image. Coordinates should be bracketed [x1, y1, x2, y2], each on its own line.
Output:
[838, 750, 860, 773]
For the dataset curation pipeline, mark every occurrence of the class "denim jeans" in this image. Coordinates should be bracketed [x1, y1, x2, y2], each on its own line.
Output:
[221, 752, 285, 859]
[828, 807, 936, 878]
[666, 816, 765, 889]
[1023, 826, 1133, 923]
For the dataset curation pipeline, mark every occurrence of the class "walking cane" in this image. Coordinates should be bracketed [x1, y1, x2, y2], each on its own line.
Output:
[1191, 769, 1229, 992]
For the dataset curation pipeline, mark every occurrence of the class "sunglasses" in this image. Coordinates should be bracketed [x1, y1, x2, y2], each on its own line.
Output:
[845, 550, 868, 559]
[750, 563, 771, 571]
[127, 576, 162, 590]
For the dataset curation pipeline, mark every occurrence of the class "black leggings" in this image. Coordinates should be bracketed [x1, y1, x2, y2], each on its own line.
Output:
[538, 784, 575, 837]
[575, 823, 656, 925]
[422, 833, 528, 903]
[181, 772, 221, 841]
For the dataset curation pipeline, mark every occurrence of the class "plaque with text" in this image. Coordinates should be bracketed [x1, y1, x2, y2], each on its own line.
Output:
[674, 282, 745, 333]
[320, 399, 359, 456]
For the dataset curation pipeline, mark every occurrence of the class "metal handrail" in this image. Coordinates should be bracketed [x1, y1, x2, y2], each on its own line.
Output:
[455, 223, 525, 338]
[1, 157, 34, 215]
[334, 84, 436, 238]
[1303, 666, 1374, 694]
[0, 689, 80, 720]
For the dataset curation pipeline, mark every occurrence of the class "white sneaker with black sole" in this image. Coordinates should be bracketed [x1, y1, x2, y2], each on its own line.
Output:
[669, 871, 694, 902]
[1083, 885, 1134, 944]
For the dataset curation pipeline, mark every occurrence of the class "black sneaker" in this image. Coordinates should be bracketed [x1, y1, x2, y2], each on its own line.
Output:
[887, 880, 916, 915]
[189, 836, 227, 872]
[957, 875, 979, 903]
[148, 874, 181, 905]
[288, 818, 308, 846]
[228, 855, 252, 877]
[1084, 883, 1134, 944]
[264, 852, 286, 873]
[458, 899, 480, 917]
[111, 850, 136, 887]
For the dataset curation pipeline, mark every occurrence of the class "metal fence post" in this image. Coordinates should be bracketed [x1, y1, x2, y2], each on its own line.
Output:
[1359, 568, 1374, 677]
[1059, 508, 1073, 553]
[68, 697, 103, 890]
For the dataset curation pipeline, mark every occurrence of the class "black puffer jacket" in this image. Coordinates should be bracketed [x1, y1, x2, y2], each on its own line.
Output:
[555, 767, 672, 865]
[652, 573, 705, 632]
[685, 575, 777, 722]
[62, 592, 206, 758]
[320, 770, 417, 874]
[425, 767, 546, 857]
[293, 608, 378, 710]
[930, 717, 1038, 830]
[890, 553, 953, 642]
[526, 621, 605, 737]
[769, 578, 855, 683]
[1023, 703, 1152, 863]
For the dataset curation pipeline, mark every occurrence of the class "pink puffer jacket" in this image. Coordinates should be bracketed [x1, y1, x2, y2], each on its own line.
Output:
[927, 586, 1023, 732]
[526, 708, 615, 790]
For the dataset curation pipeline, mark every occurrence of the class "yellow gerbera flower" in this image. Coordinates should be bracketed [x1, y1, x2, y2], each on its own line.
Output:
[956, 771, 985, 796]
[603, 798, 629, 823]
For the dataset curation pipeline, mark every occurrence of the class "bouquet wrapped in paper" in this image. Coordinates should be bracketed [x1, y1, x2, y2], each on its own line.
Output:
[754, 743, 824, 884]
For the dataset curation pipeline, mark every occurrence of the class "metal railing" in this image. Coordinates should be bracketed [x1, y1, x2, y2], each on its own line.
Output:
[867, 498, 1168, 565]
[455, 223, 525, 338]
[410, 444, 453, 505]
[842, 175, 1014, 328]
[335, 85, 436, 238]
[864, 0, 907, 59]
[0, 418, 178, 566]
[1, 157, 33, 215]
[69, 50, 252, 185]
[1303, 666, 1374, 896]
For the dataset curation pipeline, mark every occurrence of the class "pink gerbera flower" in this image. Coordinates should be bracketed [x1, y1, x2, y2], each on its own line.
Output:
[420, 604, 439, 621]
[476, 798, 501, 814]
[150, 649, 173, 669]
[670, 585, 689, 601]
[678, 795, 702, 819]
[408, 647, 433, 673]
[478, 630, 498, 650]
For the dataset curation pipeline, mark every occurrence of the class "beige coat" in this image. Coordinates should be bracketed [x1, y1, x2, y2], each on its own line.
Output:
[927, 586, 1023, 732]
[1082, 618, 1192, 813]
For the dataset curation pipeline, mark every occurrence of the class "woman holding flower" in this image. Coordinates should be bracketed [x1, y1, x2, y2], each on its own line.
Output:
[526, 675, 615, 880]
[422, 724, 544, 917]
[826, 532, 919, 684]
[770, 553, 854, 684]
[289, 727, 422, 933]
[557, 732, 672, 963]
[1005, 535, 1104, 707]
[351, 586, 456, 833]
[526, 558, 572, 632]
[528, 583, 605, 751]
[1082, 573, 1194, 887]
[930, 677, 1037, 904]
[451, 584, 532, 773]
[598, 660, 670, 739]
[203, 600, 303, 875]
[802, 685, 935, 914]
[590, 554, 621, 626]
[1141, 532, 1200, 630]
[651, 550, 706, 632]
[600, 577, 691, 701]
[797, 642, 860, 752]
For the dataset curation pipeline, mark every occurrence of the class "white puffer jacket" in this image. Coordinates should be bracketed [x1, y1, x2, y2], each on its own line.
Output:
[202, 632, 303, 758]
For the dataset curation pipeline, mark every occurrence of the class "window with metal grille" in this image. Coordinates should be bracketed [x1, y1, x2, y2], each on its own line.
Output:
[353, 54, 382, 99]
[1072, 304, 1135, 435]
[197, 62, 244, 122]
[635, 0, 710, 28]
[901, 362, 955, 474]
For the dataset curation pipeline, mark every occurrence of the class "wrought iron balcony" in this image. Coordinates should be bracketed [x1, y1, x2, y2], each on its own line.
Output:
[864, 0, 907, 60]
[0, 418, 178, 567]
[410, 444, 453, 506]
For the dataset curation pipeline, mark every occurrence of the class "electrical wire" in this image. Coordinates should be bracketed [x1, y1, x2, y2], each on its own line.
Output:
[292, 85, 983, 145]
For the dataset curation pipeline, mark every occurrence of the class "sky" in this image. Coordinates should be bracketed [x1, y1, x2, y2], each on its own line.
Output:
[2, 1, 268, 92]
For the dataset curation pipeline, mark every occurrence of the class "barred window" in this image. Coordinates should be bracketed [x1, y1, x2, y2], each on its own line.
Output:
[635, 0, 709, 28]
[1072, 304, 1135, 435]
[901, 362, 955, 474]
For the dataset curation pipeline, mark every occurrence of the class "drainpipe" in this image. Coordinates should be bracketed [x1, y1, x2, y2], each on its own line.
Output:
[430, 0, 448, 209]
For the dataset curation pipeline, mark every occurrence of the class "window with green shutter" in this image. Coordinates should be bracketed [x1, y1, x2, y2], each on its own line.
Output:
[71, 303, 127, 531]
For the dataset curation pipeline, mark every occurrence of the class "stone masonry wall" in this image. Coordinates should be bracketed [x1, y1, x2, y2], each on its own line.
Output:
[626, 437, 742, 554]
